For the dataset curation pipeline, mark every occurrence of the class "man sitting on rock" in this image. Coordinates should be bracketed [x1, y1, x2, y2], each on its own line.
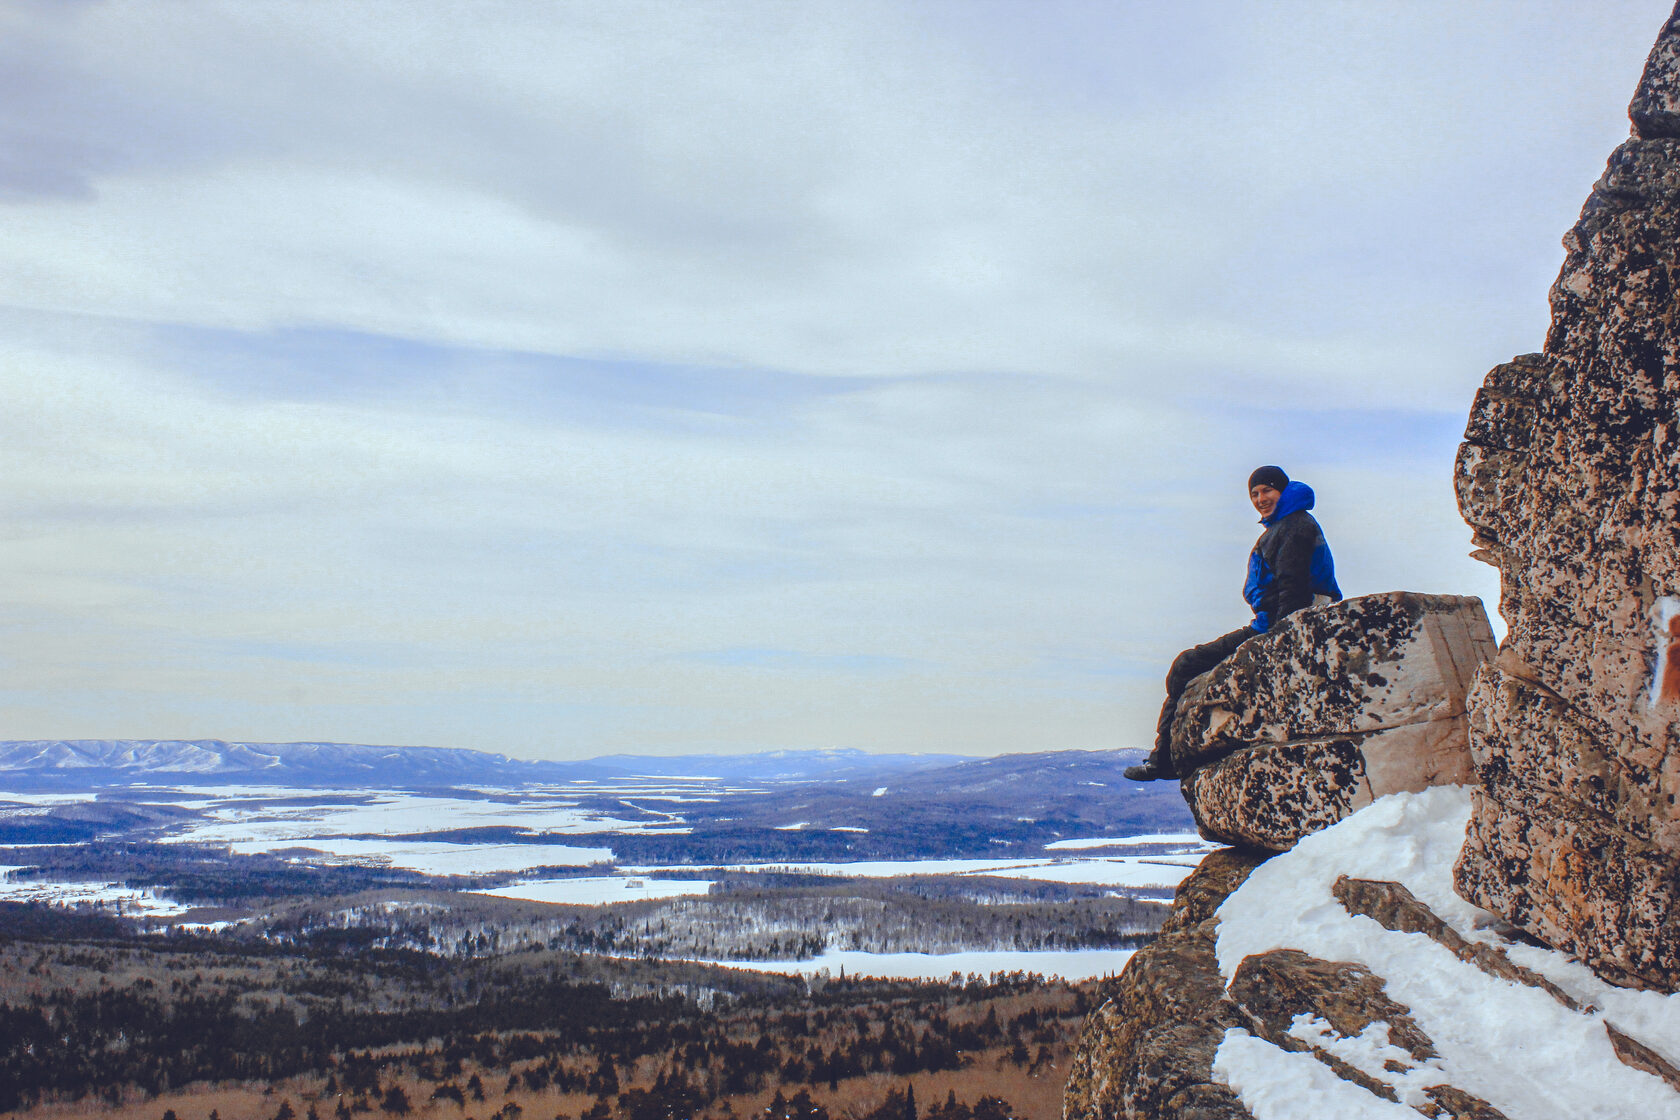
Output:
[1124, 465, 1342, 782]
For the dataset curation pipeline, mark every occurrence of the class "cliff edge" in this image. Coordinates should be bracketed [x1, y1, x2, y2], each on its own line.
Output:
[1067, 6, 1680, 1115]
[1454, 3, 1680, 995]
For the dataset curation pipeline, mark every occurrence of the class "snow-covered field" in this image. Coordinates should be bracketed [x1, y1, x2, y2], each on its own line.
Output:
[654, 832, 1218, 893]
[247, 838, 615, 875]
[1211, 786, 1680, 1120]
[0, 866, 192, 917]
[709, 947, 1137, 982]
[159, 789, 686, 846]
[0, 783, 1206, 978]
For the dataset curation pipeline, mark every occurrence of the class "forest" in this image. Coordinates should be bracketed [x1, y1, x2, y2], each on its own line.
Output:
[0, 916, 1112, 1120]
[256, 876, 1164, 961]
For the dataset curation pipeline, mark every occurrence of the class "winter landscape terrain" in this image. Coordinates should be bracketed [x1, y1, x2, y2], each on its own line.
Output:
[0, 741, 1200, 977]
[0, 740, 1204, 1120]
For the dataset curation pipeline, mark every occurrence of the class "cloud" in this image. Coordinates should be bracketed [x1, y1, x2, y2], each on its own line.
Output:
[0, 0, 1654, 753]
[0, 315, 1494, 753]
[2, 2, 1666, 401]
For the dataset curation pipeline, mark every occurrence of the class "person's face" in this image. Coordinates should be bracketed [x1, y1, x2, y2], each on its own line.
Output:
[1250, 484, 1281, 518]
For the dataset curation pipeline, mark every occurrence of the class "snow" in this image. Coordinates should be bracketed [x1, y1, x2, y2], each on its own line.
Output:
[0, 875, 193, 917]
[1215, 1030, 1420, 1119]
[1044, 832, 1211, 850]
[1210, 786, 1680, 1119]
[966, 857, 1203, 888]
[469, 877, 715, 905]
[247, 838, 613, 875]
[164, 791, 665, 846]
[625, 854, 1203, 890]
[704, 947, 1136, 982]
[1653, 597, 1680, 707]
[678, 853, 1209, 886]
[0, 791, 100, 806]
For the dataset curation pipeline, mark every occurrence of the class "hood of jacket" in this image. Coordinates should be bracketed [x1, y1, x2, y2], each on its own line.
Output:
[1261, 480, 1315, 526]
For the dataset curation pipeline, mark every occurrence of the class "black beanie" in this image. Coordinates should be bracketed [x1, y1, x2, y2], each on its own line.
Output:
[1248, 465, 1289, 492]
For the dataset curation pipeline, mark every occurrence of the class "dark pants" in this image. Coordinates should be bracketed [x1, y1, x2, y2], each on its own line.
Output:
[1148, 626, 1255, 767]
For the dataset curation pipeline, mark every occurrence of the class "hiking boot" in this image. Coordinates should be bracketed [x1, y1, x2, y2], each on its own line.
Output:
[1123, 757, 1177, 782]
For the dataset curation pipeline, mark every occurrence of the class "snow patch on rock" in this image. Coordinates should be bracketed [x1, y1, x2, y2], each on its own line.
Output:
[1211, 787, 1680, 1118]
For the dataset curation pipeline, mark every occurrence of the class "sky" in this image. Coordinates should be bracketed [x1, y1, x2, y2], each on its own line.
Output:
[0, 0, 1671, 759]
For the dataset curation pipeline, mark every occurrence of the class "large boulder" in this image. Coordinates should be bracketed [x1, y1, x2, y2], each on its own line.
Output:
[1168, 591, 1496, 850]
[1454, 5, 1680, 993]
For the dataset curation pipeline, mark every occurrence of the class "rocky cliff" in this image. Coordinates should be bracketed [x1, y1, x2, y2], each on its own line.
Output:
[1067, 9, 1680, 1115]
[1454, 4, 1680, 995]
[1066, 787, 1680, 1120]
[1066, 593, 1499, 1120]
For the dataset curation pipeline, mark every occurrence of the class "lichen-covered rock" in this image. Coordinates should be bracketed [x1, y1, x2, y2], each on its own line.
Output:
[1183, 737, 1367, 851]
[1064, 849, 1267, 1120]
[1168, 591, 1495, 850]
[1454, 4, 1680, 993]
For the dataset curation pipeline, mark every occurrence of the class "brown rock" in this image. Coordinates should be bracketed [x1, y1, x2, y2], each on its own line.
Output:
[1420, 1085, 1513, 1120]
[1454, 4, 1680, 993]
[1064, 849, 1267, 1120]
[1066, 861, 1522, 1119]
[1168, 592, 1495, 850]
[1227, 949, 1439, 1103]
[1182, 736, 1367, 851]
[1223, 948, 1509, 1119]
[1333, 875, 1587, 1011]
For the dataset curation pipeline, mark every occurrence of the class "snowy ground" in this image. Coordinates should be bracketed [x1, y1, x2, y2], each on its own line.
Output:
[1044, 832, 1206, 850]
[159, 789, 684, 846]
[249, 838, 615, 875]
[649, 834, 1217, 892]
[0, 784, 1207, 981]
[0, 868, 192, 917]
[1211, 786, 1680, 1120]
[706, 947, 1137, 983]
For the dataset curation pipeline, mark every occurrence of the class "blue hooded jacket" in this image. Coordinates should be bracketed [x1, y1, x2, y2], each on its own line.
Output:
[1242, 481, 1341, 633]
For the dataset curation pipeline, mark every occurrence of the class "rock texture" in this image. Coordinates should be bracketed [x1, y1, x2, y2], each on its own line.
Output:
[1064, 849, 1266, 1120]
[1065, 861, 1529, 1119]
[1168, 591, 1496, 850]
[1454, 4, 1680, 993]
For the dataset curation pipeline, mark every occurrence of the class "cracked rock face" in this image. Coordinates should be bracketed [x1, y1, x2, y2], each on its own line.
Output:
[1063, 849, 1266, 1120]
[1064, 864, 1545, 1120]
[1168, 591, 1495, 851]
[1454, 4, 1680, 993]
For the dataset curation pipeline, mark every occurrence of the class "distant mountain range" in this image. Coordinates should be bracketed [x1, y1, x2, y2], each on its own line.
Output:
[0, 739, 981, 790]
